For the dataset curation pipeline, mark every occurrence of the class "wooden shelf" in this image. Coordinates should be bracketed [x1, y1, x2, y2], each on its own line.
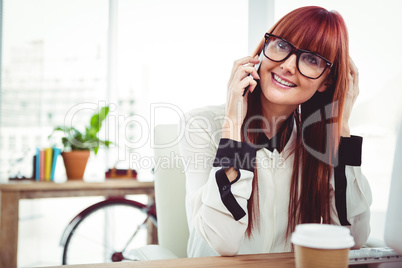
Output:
[0, 180, 154, 199]
[0, 180, 155, 268]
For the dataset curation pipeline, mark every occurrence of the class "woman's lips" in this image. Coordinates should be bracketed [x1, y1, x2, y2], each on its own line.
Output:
[272, 73, 297, 88]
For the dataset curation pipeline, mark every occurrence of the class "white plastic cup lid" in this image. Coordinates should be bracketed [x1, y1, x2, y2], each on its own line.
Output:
[291, 224, 355, 249]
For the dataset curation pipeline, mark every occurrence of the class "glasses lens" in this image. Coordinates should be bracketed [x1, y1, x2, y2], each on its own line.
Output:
[264, 35, 329, 79]
[264, 36, 292, 61]
[298, 52, 327, 79]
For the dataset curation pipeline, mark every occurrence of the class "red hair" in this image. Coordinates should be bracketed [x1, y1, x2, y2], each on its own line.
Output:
[242, 6, 350, 239]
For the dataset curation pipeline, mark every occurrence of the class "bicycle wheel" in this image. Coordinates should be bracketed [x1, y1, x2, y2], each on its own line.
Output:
[61, 198, 155, 265]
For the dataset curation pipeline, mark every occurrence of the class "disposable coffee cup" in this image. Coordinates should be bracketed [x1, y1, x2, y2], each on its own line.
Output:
[291, 224, 354, 268]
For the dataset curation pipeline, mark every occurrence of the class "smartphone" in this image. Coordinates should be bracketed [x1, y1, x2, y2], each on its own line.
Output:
[242, 53, 262, 97]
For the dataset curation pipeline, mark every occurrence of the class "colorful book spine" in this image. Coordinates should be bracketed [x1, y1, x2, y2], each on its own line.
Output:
[44, 148, 53, 181]
[50, 148, 61, 181]
[40, 150, 45, 181]
[33, 147, 61, 182]
[32, 155, 37, 180]
[35, 148, 40, 181]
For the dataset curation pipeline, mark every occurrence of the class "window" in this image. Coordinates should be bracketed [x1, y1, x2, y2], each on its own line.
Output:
[0, 0, 248, 181]
[108, 0, 248, 177]
[0, 0, 109, 180]
[0, 0, 248, 266]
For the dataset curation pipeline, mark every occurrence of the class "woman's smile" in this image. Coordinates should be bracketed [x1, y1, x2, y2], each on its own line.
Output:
[271, 73, 297, 88]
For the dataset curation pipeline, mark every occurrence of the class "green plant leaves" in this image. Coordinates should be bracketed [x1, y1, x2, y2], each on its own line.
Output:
[89, 106, 109, 135]
[49, 105, 112, 154]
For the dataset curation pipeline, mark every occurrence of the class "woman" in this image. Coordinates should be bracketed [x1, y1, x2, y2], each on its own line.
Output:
[179, 6, 371, 257]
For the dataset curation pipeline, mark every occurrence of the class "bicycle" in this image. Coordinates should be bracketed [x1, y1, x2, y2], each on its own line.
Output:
[59, 196, 157, 265]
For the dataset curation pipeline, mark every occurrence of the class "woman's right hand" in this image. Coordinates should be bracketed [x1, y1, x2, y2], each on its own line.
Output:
[223, 56, 260, 141]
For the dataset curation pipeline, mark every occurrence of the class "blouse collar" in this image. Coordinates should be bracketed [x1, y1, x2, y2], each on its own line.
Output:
[255, 113, 294, 153]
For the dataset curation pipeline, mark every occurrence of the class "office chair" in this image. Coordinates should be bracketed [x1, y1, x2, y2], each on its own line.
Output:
[131, 124, 189, 260]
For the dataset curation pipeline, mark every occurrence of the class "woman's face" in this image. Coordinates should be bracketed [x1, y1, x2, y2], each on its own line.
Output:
[258, 53, 330, 110]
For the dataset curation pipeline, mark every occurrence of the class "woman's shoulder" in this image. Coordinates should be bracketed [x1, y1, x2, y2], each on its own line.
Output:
[180, 104, 226, 146]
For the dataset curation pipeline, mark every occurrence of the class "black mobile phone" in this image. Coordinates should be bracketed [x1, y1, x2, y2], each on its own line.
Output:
[242, 54, 262, 97]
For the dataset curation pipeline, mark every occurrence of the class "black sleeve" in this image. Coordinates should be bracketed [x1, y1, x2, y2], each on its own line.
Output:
[334, 135, 363, 226]
[215, 168, 245, 220]
[338, 135, 363, 166]
[213, 138, 257, 172]
[213, 138, 257, 221]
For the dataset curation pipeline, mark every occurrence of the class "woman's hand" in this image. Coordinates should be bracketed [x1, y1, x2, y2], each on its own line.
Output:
[341, 57, 359, 137]
[223, 56, 260, 141]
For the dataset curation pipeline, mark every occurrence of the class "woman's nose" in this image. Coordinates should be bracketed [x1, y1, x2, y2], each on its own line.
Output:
[280, 54, 297, 75]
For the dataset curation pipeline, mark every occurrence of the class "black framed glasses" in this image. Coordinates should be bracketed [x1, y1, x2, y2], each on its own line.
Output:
[263, 33, 333, 79]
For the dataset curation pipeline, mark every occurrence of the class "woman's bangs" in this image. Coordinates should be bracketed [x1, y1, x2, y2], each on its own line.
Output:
[271, 8, 340, 63]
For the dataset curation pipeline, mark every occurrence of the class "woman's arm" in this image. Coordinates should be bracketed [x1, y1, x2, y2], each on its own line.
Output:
[341, 57, 359, 137]
[331, 58, 371, 248]
[179, 107, 256, 256]
[330, 136, 372, 248]
[179, 55, 260, 256]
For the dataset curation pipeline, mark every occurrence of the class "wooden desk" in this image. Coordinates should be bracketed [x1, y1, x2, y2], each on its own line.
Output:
[0, 180, 155, 268]
[46, 253, 296, 268]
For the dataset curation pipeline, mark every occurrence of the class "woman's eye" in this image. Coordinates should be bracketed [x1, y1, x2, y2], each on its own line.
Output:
[277, 41, 290, 51]
[303, 54, 319, 65]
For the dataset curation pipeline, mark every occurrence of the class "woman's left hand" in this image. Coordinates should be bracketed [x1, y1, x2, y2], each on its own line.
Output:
[341, 57, 359, 137]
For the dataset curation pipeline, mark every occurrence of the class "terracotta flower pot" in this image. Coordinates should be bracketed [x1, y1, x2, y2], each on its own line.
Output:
[61, 151, 90, 180]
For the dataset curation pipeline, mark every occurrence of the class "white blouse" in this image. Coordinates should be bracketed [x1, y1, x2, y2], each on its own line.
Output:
[179, 105, 372, 257]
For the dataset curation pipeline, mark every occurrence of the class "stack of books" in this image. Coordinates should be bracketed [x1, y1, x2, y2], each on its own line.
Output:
[33, 148, 62, 181]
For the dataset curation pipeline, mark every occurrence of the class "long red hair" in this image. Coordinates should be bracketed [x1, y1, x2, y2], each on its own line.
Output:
[242, 6, 350, 239]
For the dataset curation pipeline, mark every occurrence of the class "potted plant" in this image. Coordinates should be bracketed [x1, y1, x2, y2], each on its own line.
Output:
[49, 106, 112, 180]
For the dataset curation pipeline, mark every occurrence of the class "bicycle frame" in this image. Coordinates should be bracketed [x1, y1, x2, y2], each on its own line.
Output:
[60, 196, 156, 248]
